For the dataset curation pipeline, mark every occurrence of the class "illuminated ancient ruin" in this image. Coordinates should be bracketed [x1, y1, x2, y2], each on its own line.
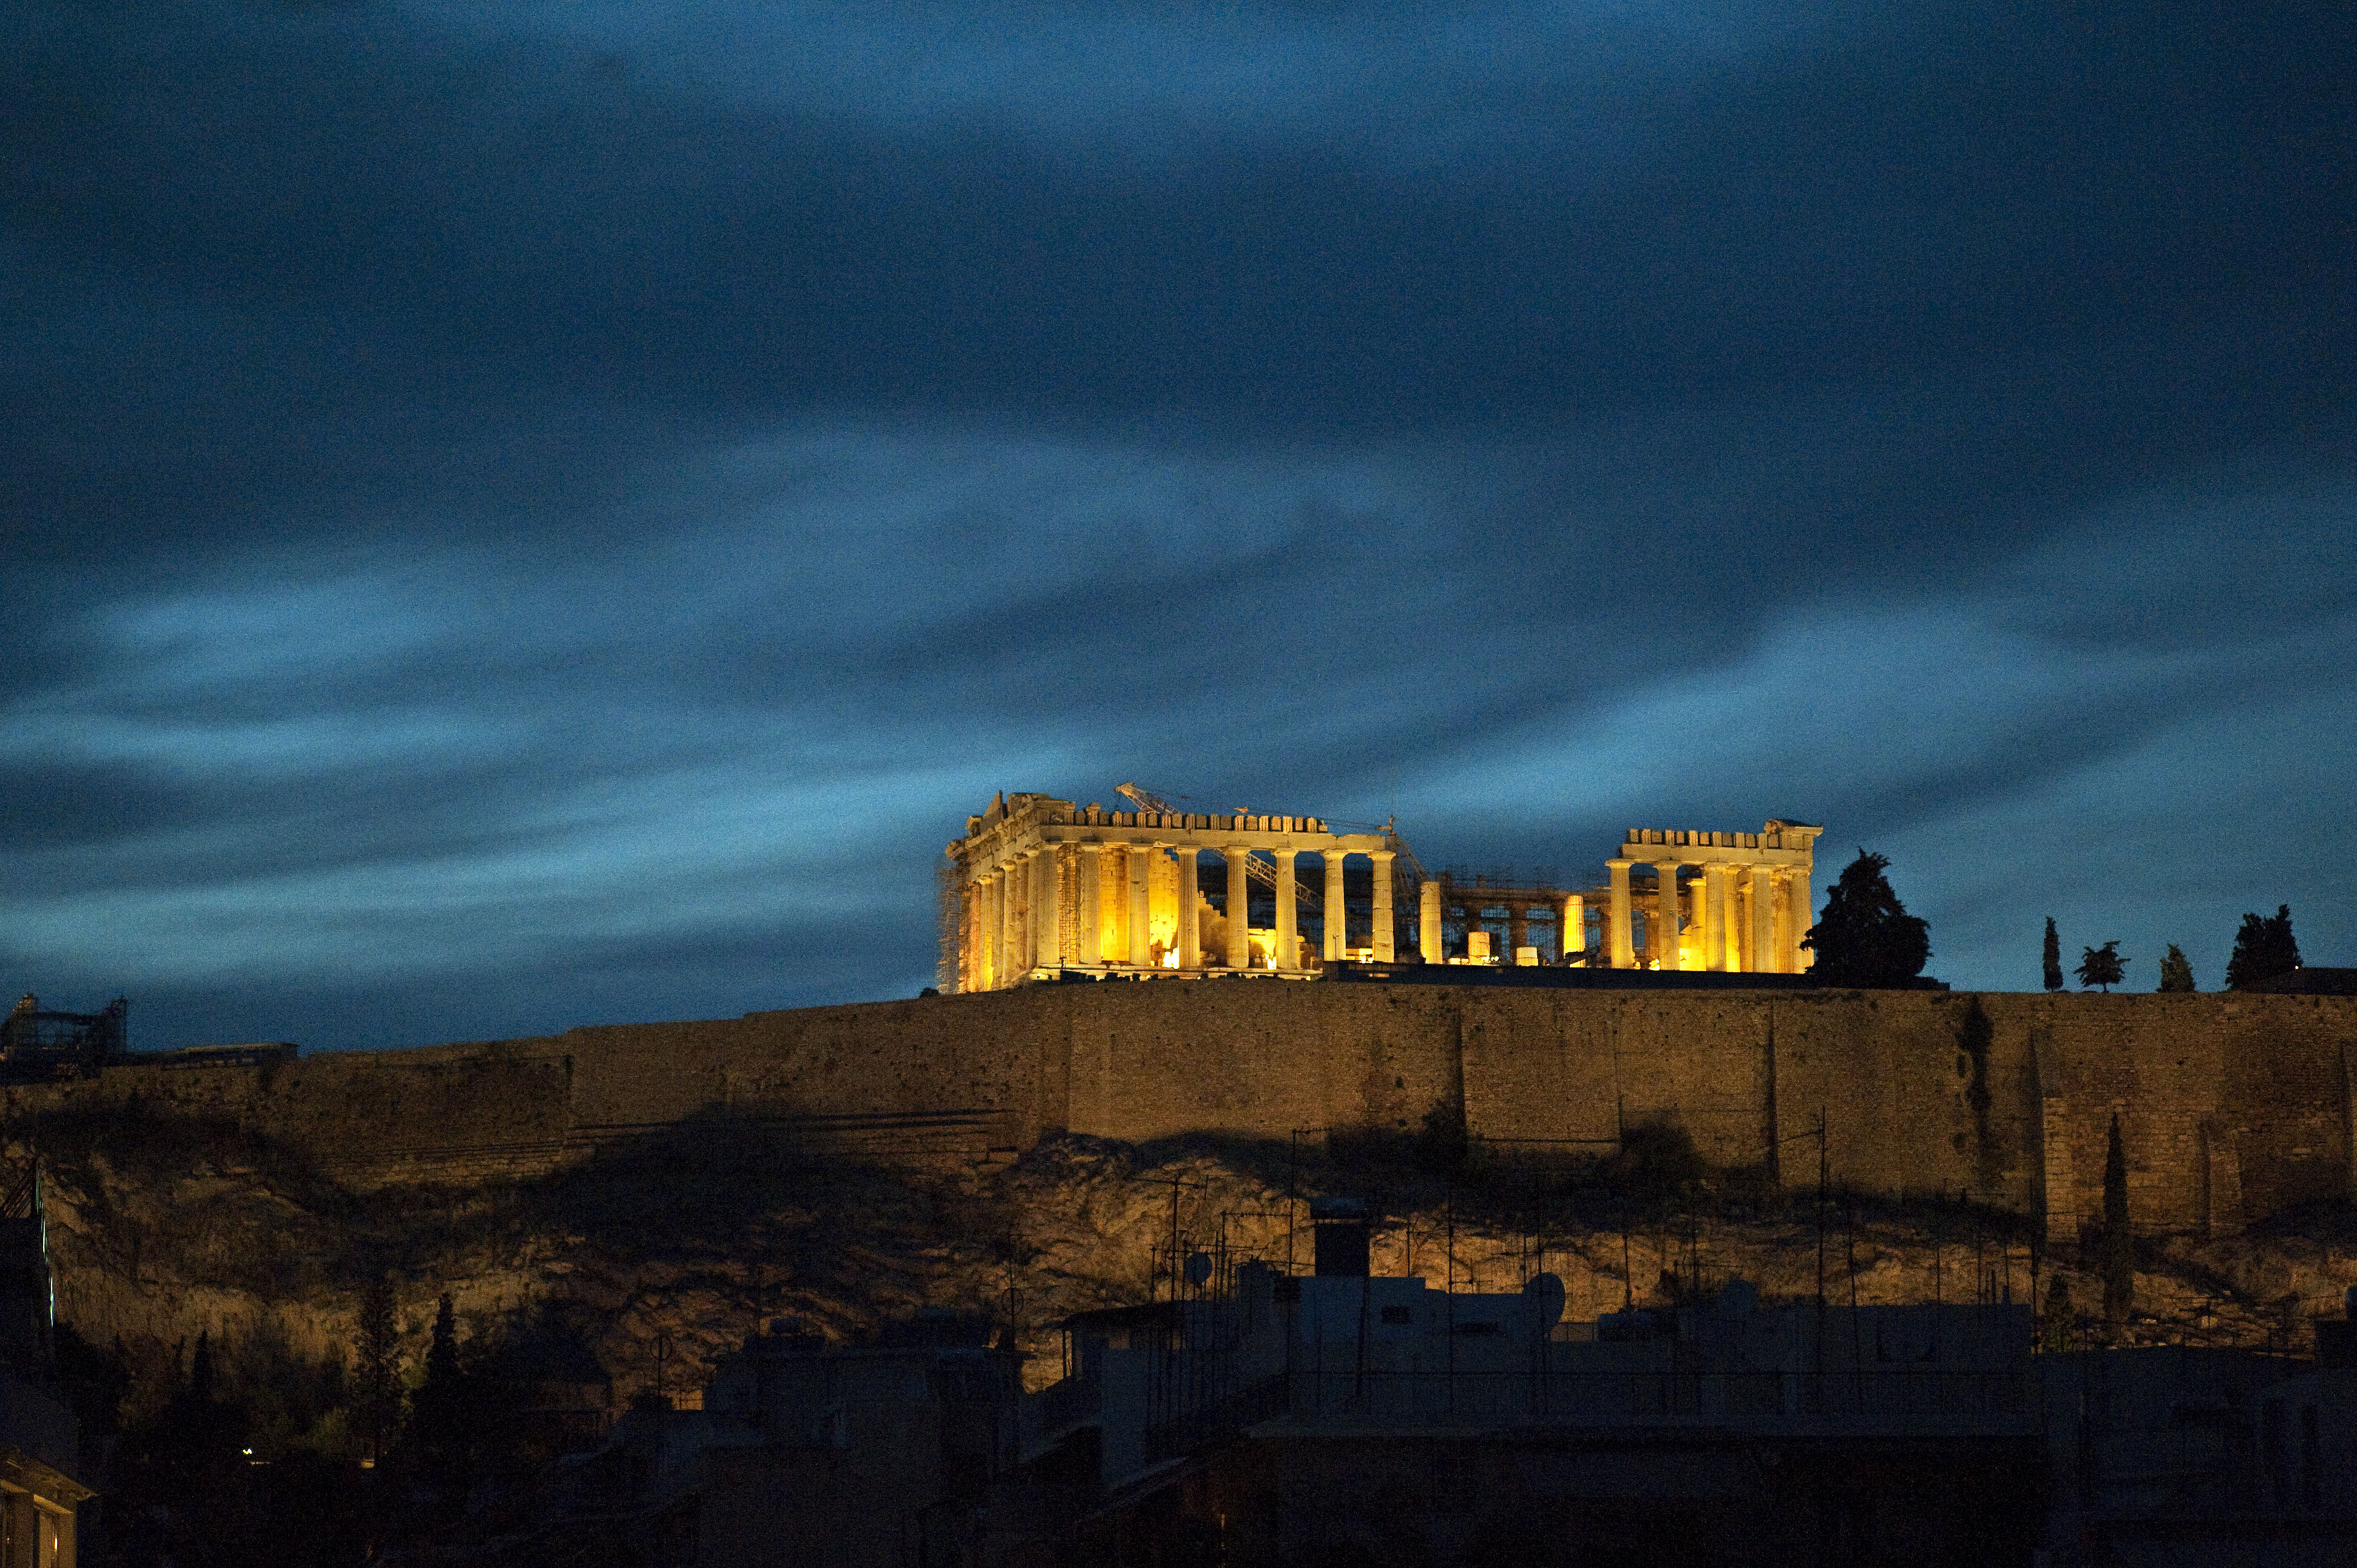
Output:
[946, 791, 1822, 992]
[1606, 821, 1824, 973]
[948, 792, 1394, 989]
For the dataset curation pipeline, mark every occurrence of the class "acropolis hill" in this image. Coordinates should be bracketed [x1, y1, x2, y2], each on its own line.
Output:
[4, 796, 2353, 1407]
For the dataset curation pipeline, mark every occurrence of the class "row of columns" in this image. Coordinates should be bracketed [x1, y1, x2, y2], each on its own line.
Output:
[1412, 891, 1594, 964]
[1603, 859, 1810, 972]
[965, 844, 1397, 988]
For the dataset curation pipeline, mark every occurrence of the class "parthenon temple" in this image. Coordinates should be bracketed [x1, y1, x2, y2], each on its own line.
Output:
[944, 791, 1821, 992]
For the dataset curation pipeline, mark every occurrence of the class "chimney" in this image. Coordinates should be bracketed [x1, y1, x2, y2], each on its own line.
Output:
[1310, 1197, 1370, 1278]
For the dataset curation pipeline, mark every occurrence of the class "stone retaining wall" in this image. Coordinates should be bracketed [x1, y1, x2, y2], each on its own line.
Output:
[3, 986, 2348, 1237]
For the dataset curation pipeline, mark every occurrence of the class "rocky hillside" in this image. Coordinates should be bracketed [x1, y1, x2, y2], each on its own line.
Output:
[12, 1099, 2356, 1435]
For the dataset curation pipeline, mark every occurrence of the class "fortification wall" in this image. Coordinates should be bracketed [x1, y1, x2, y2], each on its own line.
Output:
[1, 986, 2348, 1236]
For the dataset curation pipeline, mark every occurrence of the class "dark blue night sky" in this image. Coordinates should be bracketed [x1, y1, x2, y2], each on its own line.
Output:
[6, 1, 2353, 1049]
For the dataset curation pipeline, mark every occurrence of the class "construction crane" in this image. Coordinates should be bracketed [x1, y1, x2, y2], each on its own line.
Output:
[1115, 782, 1324, 915]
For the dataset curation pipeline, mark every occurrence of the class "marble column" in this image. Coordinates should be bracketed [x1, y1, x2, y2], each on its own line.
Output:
[1127, 845, 1154, 967]
[1223, 847, 1252, 967]
[1015, 853, 1033, 974]
[1371, 851, 1396, 961]
[1783, 872, 1812, 973]
[1036, 846, 1064, 970]
[1507, 901, 1529, 960]
[1606, 859, 1635, 968]
[1747, 865, 1774, 973]
[1564, 894, 1586, 964]
[969, 875, 985, 989]
[1725, 868, 1744, 967]
[1651, 860, 1684, 969]
[1419, 880, 1443, 964]
[984, 870, 1005, 989]
[1323, 851, 1349, 960]
[1274, 849, 1299, 969]
[1702, 864, 1728, 972]
[1178, 849, 1201, 969]
[1077, 847, 1103, 964]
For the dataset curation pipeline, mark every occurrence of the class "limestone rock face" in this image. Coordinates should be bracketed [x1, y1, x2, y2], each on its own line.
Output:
[13, 1105, 2356, 1423]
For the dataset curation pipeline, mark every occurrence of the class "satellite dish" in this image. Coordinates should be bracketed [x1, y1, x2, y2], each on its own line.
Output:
[1184, 1252, 1214, 1288]
[1523, 1271, 1566, 1330]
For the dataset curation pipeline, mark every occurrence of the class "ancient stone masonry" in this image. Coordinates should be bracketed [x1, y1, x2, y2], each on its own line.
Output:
[1605, 821, 1822, 973]
[4, 987, 2349, 1253]
[945, 791, 1391, 990]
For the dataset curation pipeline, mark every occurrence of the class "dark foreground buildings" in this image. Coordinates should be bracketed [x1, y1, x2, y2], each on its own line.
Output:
[488, 1221, 2356, 1567]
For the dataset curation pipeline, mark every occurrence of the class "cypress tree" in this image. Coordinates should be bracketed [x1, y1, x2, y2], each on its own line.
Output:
[356, 1273, 402, 1466]
[2042, 917, 2063, 992]
[1801, 850, 1931, 987]
[2158, 945, 2195, 993]
[410, 1292, 472, 1490]
[2102, 1113, 2133, 1334]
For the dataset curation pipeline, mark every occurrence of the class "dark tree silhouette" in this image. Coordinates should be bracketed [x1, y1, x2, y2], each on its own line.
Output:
[2158, 944, 2195, 993]
[2076, 941, 2126, 993]
[2042, 917, 2063, 992]
[406, 1293, 475, 1494]
[2225, 905, 2301, 991]
[2102, 1113, 2133, 1333]
[2040, 1274, 2074, 1353]
[1800, 850, 1931, 987]
[355, 1273, 402, 1466]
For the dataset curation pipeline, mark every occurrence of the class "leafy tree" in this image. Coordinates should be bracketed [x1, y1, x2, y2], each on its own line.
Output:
[1800, 850, 1931, 987]
[2225, 905, 2301, 991]
[2076, 941, 2126, 993]
[2102, 1114, 2133, 1333]
[2158, 945, 2196, 993]
[2042, 917, 2063, 992]
[355, 1273, 402, 1466]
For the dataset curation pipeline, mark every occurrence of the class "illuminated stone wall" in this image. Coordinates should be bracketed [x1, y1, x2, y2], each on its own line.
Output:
[3, 986, 2348, 1241]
